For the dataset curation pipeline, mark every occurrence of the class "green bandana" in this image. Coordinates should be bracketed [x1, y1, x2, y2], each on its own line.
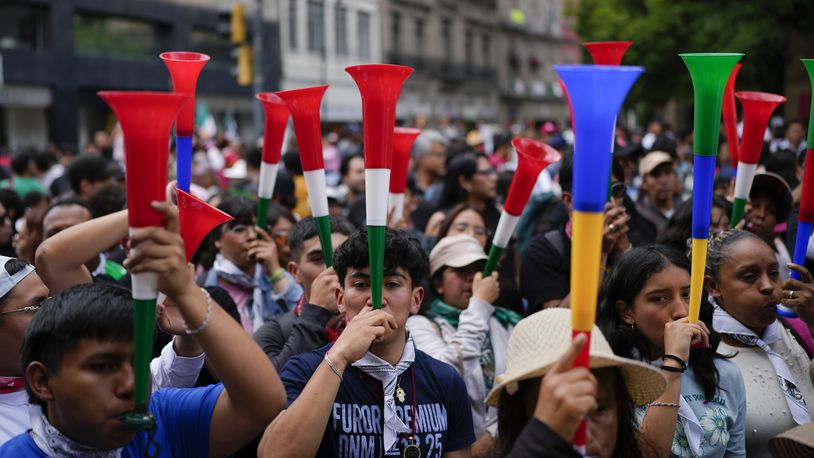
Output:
[428, 297, 522, 329]
[428, 297, 520, 392]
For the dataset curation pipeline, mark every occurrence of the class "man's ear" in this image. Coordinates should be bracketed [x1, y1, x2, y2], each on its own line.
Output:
[26, 361, 54, 404]
[616, 300, 635, 326]
[287, 261, 300, 284]
[336, 286, 346, 314]
[410, 286, 424, 316]
[79, 179, 93, 198]
[561, 191, 573, 214]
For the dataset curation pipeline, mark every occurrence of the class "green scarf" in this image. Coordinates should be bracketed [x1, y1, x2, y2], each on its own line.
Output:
[428, 297, 522, 329]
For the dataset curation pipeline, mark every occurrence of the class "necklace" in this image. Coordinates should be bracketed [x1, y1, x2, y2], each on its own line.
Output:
[360, 367, 420, 458]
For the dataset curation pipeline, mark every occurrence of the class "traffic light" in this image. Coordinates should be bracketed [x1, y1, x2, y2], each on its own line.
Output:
[237, 43, 253, 86]
[217, 3, 253, 86]
[230, 3, 246, 45]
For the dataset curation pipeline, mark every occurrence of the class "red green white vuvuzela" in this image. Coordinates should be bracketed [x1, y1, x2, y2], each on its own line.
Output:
[276, 85, 334, 266]
[255, 92, 290, 229]
[346, 64, 414, 310]
[389, 127, 421, 222]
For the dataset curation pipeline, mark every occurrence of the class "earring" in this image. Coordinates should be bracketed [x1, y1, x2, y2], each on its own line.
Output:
[630, 322, 635, 330]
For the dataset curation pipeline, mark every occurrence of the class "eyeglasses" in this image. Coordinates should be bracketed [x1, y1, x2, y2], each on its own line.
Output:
[226, 224, 255, 235]
[451, 222, 490, 237]
[474, 169, 497, 177]
[0, 304, 40, 317]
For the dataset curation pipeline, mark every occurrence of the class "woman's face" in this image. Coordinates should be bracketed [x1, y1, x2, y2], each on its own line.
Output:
[464, 157, 497, 200]
[708, 237, 781, 335]
[271, 217, 294, 265]
[436, 263, 480, 309]
[710, 205, 730, 234]
[521, 370, 619, 458]
[618, 264, 691, 352]
[745, 194, 779, 242]
[446, 209, 488, 247]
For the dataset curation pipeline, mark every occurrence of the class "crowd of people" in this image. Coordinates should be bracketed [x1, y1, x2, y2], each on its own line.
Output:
[0, 112, 812, 457]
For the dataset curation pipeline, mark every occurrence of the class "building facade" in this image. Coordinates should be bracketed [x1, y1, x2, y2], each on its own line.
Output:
[496, 0, 573, 127]
[0, 0, 282, 150]
[379, 0, 500, 123]
[278, 0, 381, 121]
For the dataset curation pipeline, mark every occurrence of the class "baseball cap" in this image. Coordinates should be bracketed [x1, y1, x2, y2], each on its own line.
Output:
[429, 235, 487, 276]
[0, 256, 35, 300]
[750, 172, 793, 223]
[638, 151, 673, 176]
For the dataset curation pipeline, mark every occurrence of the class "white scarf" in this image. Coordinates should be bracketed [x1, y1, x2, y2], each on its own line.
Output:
[213, 254, 264, 331]
[712, 301, 810, 425]
[352, 335, 416, 453]
[29, 405, 122, 457]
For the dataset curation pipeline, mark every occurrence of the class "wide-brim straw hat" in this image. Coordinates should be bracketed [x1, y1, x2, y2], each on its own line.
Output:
[486, 309, 666, 407]
[769, 423, 814, 458]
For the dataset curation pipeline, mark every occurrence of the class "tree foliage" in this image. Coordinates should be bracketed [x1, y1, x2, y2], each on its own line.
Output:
[573, 0, 813, 116]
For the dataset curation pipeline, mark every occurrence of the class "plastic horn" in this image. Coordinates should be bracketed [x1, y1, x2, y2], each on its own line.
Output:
[177, 188, 234, 261]
[256, 93, 290, 229]
[583, 41, 633, 200]
[722, 64, 742, 167]
[97, 91, 189, 430]
[276, 85, 333, 266]
[583, 41, 633, 66]
[554, 64, 643, 448]
[484, 138, 560, 276]
[160, 52, 209, 193]
[681, 53, 743, 324]
[346, 64, 414, 310]
[389, 127, 421, 221]
[782, 59, 814, 318]
[558, 80, 575, 132]
[730, 91, 786, 227]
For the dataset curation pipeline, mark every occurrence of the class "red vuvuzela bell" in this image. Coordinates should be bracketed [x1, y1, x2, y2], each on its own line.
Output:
[389, 127, 421, 221]
[177, 188, 234, 261]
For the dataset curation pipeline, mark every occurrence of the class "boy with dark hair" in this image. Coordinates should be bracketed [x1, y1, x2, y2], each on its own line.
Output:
[254, 216, 355, 370]
[0, 202, 286, 456]
[259, 228, 475, 457]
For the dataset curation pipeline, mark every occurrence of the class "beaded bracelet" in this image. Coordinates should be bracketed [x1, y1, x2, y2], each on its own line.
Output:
[184, 288, 212, 335]
[648, 402, 680, 408]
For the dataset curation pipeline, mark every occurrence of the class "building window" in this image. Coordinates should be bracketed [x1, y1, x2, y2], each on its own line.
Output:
[441, 17, 451, 61]
[357, 11, 371, 59]
[391, 12, 401, 53]
[335, 4, 348, 55]
[288, 0, 297, 50]
[0, 3, 48, 50]
[482, 34, 492, 67]
[190, 28, 231, 68]
[414, 18, 424, 55]
[464, 28, 473, 67]
[73, 13, 168, 59]
[307, 0, 325, 53]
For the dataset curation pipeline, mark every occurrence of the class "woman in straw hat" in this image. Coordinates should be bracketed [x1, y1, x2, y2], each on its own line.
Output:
[597, 245, 746, 458]
[487, 308, 666, 457]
